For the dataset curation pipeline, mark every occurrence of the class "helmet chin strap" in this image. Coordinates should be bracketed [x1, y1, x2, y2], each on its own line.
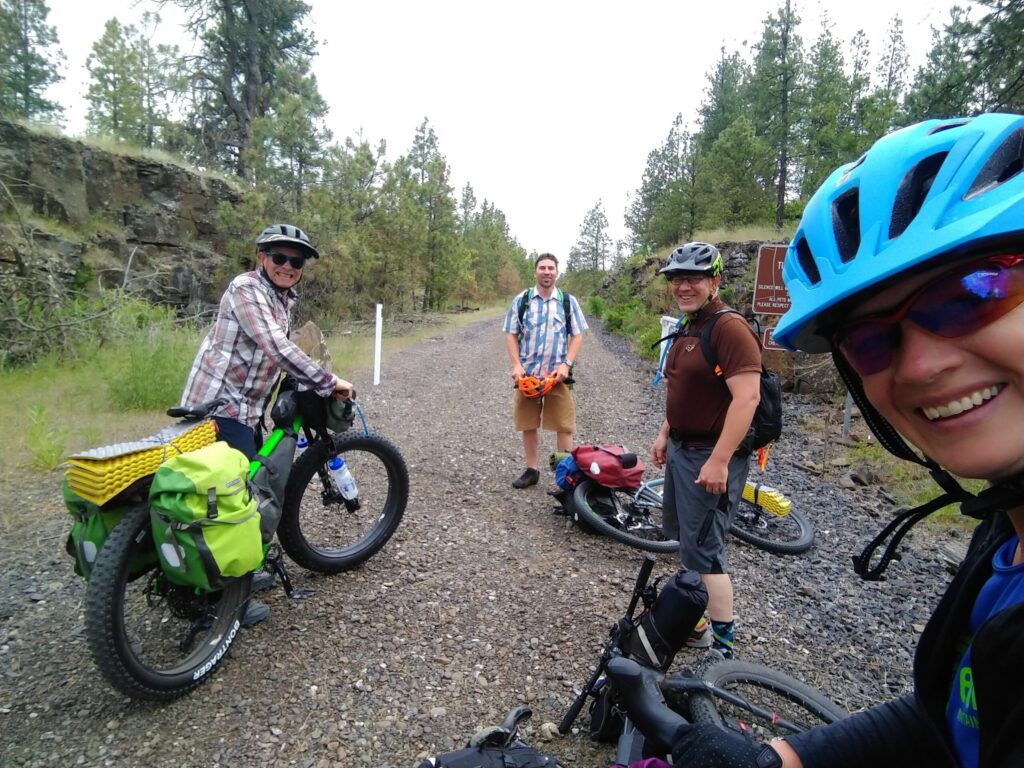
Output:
[685, 292, 717, 320]
[832, 350, 1021, 580]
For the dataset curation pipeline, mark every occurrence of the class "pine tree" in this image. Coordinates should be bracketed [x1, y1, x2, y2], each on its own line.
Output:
[0, 0, 64, 122]
[626, 115, 702, 252]
[697, 48, 750, 150]
[569, 201, 611, 271]
[800, 21, 856, 196]
[904, 7, 980, 120]
[747, 0, 804, 228]
[172, 0, 321, 180]
[85, 20, 145, 141]
[969, 0, 1024, 111]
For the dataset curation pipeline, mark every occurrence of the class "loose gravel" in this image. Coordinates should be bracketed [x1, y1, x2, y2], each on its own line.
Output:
[0, 315, 967, 768]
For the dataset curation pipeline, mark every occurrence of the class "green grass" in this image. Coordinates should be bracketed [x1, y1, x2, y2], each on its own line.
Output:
[693, 224, 795, 243]
[0, 304, 505, 485]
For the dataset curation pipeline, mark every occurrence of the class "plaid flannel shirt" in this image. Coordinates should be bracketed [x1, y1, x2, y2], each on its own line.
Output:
[180, 270, 337, 428]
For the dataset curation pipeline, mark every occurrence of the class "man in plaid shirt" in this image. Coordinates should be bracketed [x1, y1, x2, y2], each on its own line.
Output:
[181, 223, 354, 457]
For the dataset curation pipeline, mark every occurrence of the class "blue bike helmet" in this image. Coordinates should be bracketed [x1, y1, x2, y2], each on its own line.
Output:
[774, 113, 1024, 353]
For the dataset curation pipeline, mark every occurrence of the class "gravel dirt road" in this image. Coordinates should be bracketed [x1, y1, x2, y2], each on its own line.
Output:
[0, 314, 965, 767]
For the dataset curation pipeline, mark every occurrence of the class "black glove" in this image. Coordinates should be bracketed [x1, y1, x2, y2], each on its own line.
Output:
[670, 722, 782, 768]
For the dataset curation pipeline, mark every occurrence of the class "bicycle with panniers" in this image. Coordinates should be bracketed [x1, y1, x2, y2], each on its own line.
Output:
[63, 380, 408, 700]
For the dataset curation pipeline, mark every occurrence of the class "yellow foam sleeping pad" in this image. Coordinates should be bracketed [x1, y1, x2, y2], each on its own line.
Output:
[742, 482, 792, 517]
[65, 420, 217, 506]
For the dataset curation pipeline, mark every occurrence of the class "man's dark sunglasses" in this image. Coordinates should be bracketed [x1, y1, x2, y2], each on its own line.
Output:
[265, 251, 306, 270]
[832, 253, 1024, 375]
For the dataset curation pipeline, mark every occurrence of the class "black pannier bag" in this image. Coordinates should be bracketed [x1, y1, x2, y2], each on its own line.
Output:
[621, 567, 708, 671]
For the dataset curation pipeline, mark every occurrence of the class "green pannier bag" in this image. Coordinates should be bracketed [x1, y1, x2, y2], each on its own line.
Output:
[149, 441, 263, 592]
[62, 477, 131, 580]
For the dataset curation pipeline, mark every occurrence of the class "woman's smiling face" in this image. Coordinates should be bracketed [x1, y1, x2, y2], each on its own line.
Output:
[849, 263, 1024, 482]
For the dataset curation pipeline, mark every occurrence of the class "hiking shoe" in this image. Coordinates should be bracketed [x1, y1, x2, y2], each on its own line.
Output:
[685, 617, 713, 648]
[251, 571, 275, 592]
[512, 468, 540, 489]
[241, 600, 270, 627]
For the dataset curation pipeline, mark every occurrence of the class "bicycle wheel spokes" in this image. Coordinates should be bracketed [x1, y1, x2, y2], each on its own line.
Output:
[572, 479, 678, 554]
[124, 575, 230, 671]
[688, 660, 846, 739]
[86, 505, 248, 700]
[279, 433, 407, 572]
[302, 447, 387, 549]
[729, 500, 814, 555]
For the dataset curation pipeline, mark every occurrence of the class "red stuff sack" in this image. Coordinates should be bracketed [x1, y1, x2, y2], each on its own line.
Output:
[571, 444, 645, 490]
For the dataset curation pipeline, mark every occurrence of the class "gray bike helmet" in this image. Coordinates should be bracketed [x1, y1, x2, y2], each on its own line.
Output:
[256, 223, 319, 258]
[658, 242, 724, 277]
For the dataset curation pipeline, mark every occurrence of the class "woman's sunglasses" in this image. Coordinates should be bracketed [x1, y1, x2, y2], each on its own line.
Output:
[832, 253, 1024, 376]
[265, 251, 306, 270]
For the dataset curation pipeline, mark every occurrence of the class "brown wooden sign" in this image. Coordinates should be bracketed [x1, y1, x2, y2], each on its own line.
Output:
[752, 244, 791, 316]
[762, 326, 786, 351]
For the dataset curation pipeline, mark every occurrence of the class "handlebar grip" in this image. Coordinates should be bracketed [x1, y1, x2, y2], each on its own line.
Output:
[606, 657, 687, 753]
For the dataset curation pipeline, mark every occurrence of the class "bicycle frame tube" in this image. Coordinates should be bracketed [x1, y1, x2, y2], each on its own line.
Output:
[248, 415, 304, 479]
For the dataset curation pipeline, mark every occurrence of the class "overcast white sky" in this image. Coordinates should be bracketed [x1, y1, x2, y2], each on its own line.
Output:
[46, 0, 966, 258]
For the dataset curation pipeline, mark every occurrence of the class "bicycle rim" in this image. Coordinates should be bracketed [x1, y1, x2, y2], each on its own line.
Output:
[688, 659, 846, 738]
[572, 479, 678, 554]
[85, 505, 248, 700]
[278, 432, 408, 572]
[729, 499, 814, 555]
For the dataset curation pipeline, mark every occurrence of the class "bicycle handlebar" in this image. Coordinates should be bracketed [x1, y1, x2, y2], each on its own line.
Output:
[606, 656, 687, 754]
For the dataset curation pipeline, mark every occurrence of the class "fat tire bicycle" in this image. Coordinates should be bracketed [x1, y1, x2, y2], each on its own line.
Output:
[83, 383, 408, 700]
[570, 474, 814, 555]
[559, 556, 845, 762]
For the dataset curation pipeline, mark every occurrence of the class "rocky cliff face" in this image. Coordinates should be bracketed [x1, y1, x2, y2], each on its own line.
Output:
[0, 118, 244, 312]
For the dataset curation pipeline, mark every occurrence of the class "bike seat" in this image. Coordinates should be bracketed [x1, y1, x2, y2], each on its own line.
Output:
[167, 398, 228, 421]
[606, 656, 687, 753]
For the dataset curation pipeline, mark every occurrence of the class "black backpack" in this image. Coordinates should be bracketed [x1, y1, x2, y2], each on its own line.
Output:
[418, 707, 563, 768]
[671, 308, 782, 452]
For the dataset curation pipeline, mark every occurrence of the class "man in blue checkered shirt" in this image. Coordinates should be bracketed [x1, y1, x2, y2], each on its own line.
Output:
[503, 253, 588, 489]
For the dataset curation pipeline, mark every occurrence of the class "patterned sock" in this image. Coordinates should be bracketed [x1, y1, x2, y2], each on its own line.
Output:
[711, 619, 735, 659]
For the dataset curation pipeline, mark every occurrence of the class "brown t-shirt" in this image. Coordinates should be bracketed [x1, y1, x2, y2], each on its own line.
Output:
[664, 298, 762, 443]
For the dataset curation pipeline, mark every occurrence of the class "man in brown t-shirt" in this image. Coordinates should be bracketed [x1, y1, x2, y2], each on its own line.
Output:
[650, 242, 761, 658]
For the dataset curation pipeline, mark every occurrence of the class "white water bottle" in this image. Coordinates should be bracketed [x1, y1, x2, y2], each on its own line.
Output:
[296, 435, 308, 456]
[327, 455, 359, 501]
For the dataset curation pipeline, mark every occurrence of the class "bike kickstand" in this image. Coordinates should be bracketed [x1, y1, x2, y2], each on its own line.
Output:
[265, 544, 315, 600]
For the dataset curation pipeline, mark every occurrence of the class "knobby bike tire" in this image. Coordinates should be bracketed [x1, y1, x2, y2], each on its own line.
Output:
[688, 658, 846, 738]
[729, 499, 814, 555]
[571, 478, 678, 554]
[85, 505, 249, 700]
[278, 432, 408, 572]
